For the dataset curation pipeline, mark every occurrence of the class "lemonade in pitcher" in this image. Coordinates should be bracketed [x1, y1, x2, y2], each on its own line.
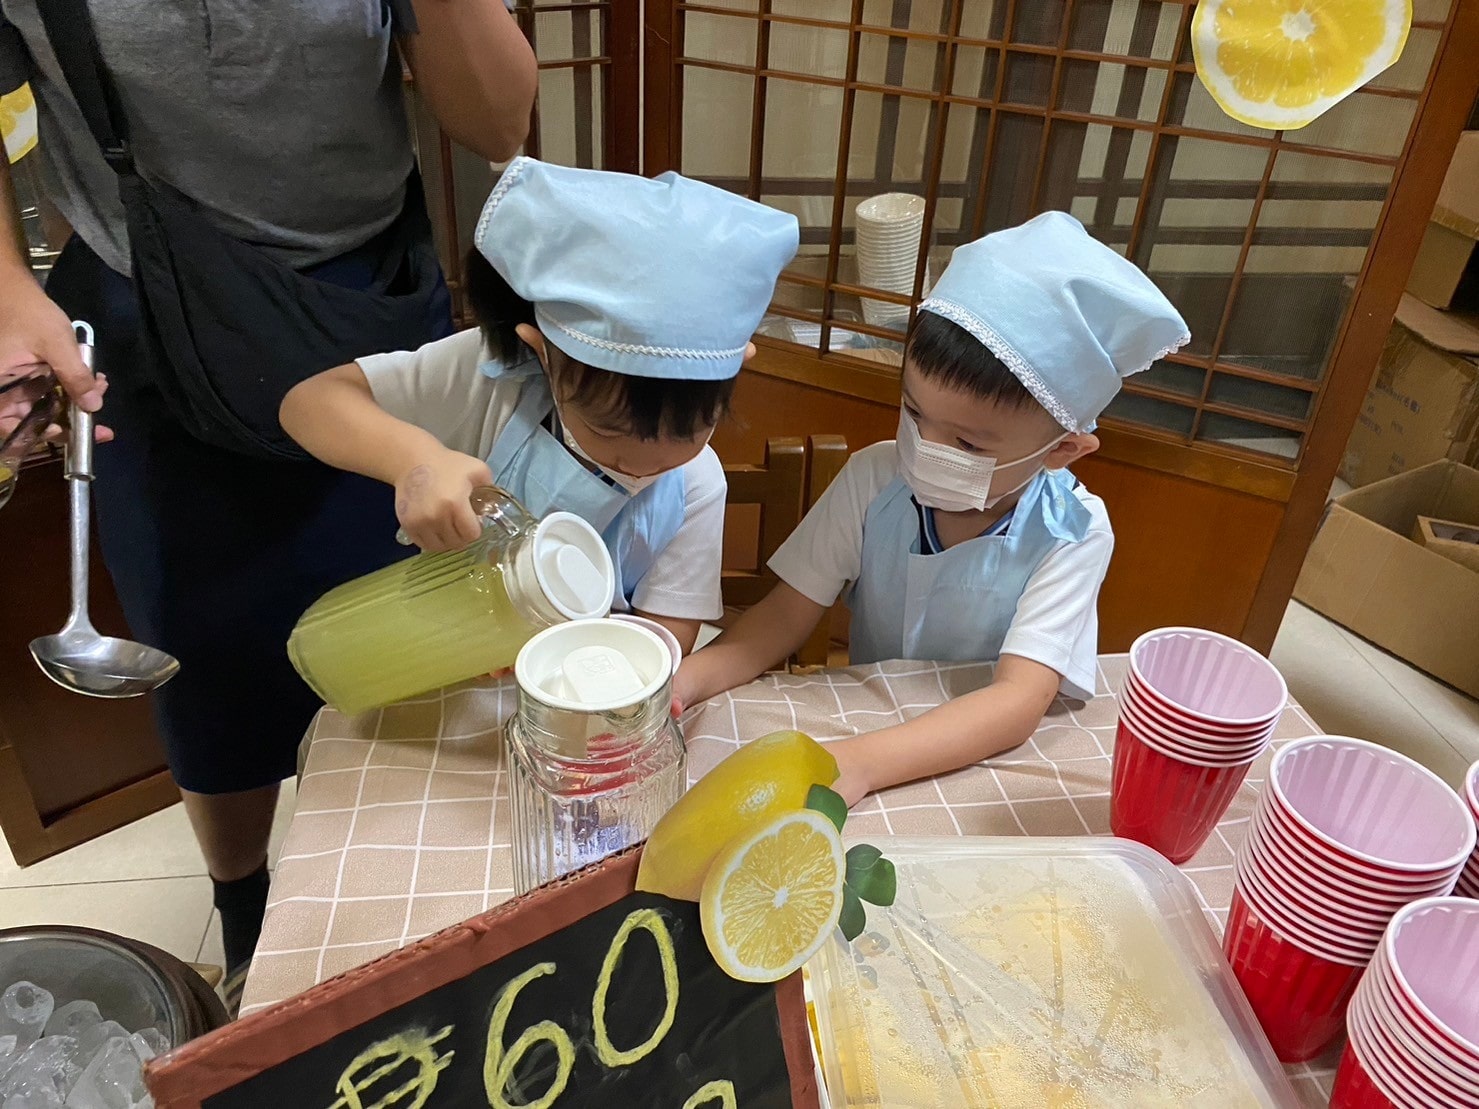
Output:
[288, 488, 613, 715]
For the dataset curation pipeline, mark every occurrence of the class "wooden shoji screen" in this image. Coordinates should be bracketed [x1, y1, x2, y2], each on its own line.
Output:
[646, 0, 1463, 470]
[411, 0, 640, 324]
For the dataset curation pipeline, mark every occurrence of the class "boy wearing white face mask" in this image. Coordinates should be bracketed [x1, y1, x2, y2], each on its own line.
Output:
[677, 211, 1189, 804]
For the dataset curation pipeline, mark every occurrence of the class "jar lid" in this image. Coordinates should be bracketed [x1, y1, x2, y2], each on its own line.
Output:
[530, 513, 614, 620]
[515, 618, 671, 712]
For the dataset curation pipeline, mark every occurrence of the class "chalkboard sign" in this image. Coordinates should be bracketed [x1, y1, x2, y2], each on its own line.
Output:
[145, 847, 818, 1109]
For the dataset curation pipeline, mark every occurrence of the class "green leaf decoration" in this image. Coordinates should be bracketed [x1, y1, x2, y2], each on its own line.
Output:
[805, 784, 847, 832]
[845, 850, 897, 908]
[838, 885, 866, 942]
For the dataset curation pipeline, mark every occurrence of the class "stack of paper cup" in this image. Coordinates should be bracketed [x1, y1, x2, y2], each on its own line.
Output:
[1224, 738, 1476, 1063]
[1456, 760, 1479, 899]
[1332, 897, 1479, 1108]
[1110, 627, 1286, 864]
[854, 193, 928, 329]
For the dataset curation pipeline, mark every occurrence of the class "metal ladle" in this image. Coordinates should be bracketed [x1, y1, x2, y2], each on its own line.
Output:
[30, 324, 179, 698]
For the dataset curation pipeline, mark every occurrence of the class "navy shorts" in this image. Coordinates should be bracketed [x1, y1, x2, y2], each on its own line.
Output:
[44, 235, 451, 794]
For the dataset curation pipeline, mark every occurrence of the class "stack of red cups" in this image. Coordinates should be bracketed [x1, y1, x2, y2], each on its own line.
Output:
[1111, 627, 1286, 864]
[1332, 897, 1479, 1108]
[1224, 737, 1476, 1063]
[1455, 761, 1479, 900]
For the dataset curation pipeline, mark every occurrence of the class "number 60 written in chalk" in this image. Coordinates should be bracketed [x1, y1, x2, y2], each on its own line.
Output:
[331, 907, 736, 1109]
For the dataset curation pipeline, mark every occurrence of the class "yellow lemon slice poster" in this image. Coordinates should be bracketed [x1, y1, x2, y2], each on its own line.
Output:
[1192, 0, 1412, 130]
[1, 82, 38, 162]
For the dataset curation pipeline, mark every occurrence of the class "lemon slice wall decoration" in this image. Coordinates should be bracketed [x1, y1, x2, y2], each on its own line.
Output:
[1192, 0, 1412, 131]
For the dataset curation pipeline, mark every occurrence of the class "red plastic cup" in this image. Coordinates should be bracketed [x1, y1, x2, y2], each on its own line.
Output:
[1110, 723, 1256, 863]
[1128, 627, 1287, 726]
[1118, 693, 1271, 762]
[1332, 1043, 1400, 1109]
[1223, 887, 1369, 1062]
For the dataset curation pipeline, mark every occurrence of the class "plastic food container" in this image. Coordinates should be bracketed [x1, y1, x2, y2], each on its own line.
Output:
[808, 836, 1298, 1108]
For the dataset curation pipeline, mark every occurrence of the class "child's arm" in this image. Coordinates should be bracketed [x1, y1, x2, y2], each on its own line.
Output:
[675, 582, 827, 708]
[280, 363, 494, 550]
[825, 653, 1060, 806]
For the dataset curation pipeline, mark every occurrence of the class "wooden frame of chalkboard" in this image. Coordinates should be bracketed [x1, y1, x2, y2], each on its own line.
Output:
[146, 845, 820, 1108]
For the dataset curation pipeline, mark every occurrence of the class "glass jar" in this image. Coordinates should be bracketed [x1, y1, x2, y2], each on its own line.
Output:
[507, 619, 686, 893]
[288, 487, 614, 715]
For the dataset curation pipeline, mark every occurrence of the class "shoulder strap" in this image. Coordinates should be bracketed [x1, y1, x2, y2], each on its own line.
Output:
[36, 0, 133, 172]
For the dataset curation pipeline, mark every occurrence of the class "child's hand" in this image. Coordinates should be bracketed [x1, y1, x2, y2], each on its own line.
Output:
[394, 449, 495, 551]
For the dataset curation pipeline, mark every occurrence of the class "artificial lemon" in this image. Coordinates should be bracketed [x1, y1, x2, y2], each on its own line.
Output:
[699, 808, 845, 983]
[1192, 0, 1411, 130]
[636, 730, 838, 901]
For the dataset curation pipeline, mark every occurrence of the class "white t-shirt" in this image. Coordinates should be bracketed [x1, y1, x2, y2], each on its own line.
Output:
[768, 441, 1113, 699]
[357, 328, 728, 621]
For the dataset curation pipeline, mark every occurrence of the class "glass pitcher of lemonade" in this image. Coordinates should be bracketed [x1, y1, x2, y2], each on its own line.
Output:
[288, 488, 614, 715]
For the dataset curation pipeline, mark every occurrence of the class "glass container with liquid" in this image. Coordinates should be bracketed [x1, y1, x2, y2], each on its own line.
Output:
[288, 488, 614, 715]
[507, 619, 686, 893]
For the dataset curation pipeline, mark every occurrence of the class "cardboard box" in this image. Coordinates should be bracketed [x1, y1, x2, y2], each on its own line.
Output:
[1295, 461, 1479, 698]
[1412, 514, 1479, 573]
[1407, 131, 1479, 310]
[1340, 294, 1479, 488]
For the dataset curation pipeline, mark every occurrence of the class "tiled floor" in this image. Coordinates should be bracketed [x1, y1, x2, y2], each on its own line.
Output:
[0, 782, 298, 973]
[1, 606, 1475, 973]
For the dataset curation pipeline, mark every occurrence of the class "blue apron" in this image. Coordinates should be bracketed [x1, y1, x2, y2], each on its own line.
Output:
[846, 468, 1093, 664]
[481, 357, 686, 610]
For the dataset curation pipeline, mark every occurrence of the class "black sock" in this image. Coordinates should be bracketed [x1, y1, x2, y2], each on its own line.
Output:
[212, 864, 271, 972]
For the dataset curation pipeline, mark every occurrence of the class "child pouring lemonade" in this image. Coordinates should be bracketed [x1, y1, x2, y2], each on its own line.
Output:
[281, 158, 798, 653]
[676, 212, 1190, 806]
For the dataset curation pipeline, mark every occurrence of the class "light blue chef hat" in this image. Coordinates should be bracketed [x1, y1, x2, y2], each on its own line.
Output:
[474, 158, 800, 381]
[918, 211, 1190, 433]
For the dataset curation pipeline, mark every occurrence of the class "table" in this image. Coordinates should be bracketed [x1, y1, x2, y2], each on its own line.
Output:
[242, 655, 1342, 1105]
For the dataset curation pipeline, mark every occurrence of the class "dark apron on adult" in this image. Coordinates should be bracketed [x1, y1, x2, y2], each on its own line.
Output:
[36, 2, 454, 792]
[38, 0, 450, 460]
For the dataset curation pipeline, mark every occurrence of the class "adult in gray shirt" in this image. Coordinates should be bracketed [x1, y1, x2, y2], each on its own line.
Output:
[0, 0, 536, 994]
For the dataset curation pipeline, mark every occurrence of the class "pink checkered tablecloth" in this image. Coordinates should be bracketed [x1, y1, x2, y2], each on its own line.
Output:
[241, 655, 1340, 1105]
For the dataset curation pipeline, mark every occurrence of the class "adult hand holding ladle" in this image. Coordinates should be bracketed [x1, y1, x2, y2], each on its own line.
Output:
[29, 322, 179, 698]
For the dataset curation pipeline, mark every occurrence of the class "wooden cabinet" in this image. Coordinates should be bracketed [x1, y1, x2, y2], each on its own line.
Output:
[0, 454, 176, 866]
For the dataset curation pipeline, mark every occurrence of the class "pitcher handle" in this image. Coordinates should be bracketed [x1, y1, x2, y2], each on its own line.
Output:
[395, 485, 533, 547]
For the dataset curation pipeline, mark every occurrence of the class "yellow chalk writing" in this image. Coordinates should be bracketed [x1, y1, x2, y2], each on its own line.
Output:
[329, 1026, 454, 1109]
[681, 1079, 738, 1109]
[591, 908, 679, 1068]
[483, 963, 575, 1109]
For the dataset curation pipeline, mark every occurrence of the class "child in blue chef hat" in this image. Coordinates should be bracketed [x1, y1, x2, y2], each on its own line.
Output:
[677, 211, 1189, 805]
[282, 158, 799, 653]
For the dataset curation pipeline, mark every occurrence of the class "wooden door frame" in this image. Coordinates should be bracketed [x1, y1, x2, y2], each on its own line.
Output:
[1243, 0, 1479, 649]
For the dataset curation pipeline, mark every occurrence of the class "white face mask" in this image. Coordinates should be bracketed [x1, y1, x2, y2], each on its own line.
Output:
[896, 410, 1064, 513]
[560, 422, 662, 496]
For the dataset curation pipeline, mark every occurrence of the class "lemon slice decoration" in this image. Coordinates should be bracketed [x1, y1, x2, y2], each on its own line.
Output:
[699, 809, 846, 983]
[1192, 0, 1412, 130]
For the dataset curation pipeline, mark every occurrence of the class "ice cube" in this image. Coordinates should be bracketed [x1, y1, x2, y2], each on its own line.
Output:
[3, 1083, 65, 1109]
[38, 1007, 97, 1046]
[0, 1037, 77, 1102]
[0, 986, 54, 1050]
[61, 1038, 146, 1109]
[125, 1030, 165, 1061]
[0, 1035, 18, 1078]
[68, 1027, 124, 1073]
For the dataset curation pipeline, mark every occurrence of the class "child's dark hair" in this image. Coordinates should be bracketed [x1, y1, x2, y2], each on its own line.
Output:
[463, 248, 733, 440]
[905, 310, 1037, 410]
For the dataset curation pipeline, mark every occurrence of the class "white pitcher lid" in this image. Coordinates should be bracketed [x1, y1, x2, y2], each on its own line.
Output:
[530, 513, 614, 620]
[515, 618, 671, 712]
